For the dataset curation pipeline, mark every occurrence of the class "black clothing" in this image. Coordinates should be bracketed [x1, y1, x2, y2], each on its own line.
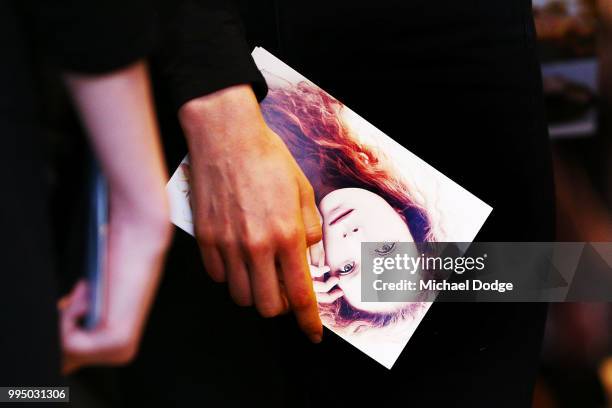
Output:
[152, 0, 267, 113]
[250, 2, 554, 407]
[0, 3, 60, 386]
[1, 0, 268, 388]
[22, 0, 157, 74]
[121, 1, 554, 407]
[0, 0, 154, 387]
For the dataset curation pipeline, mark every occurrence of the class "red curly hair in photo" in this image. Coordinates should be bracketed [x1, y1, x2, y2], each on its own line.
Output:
[260, 81, 435, 331]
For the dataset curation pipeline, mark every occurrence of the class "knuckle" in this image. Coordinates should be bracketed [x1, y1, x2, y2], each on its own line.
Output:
[242, 233, 272, 256]
[274, 223, 301, 247]
[217, 231, 238, 250]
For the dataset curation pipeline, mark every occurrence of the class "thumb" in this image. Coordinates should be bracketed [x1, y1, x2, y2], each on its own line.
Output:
[298, 176, 323, 247]
[60, 281, 92, 374]
[59, 280, 90, 330]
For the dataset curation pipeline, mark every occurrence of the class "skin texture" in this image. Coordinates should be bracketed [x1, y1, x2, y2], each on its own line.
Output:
[179, 84, 323, 343]
[60, 61, 172, 373]
[318, 188, 414, 313]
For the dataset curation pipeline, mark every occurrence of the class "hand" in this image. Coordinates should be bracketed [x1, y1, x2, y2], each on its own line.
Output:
[60, 188, 171, 374]
[61, 61, 172, 373]
[179, 84, 323, 343]
[308, 241, 343, 304]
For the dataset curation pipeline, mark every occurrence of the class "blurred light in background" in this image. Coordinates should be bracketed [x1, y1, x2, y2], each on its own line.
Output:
[533, 1, 612, 406]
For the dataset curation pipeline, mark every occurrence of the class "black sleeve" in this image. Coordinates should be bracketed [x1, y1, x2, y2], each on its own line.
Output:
[23, 0, 156, 74]
[152, 0, 268, 112]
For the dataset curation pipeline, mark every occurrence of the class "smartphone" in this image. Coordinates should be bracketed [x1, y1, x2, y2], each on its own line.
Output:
[84, 160, 108, 329]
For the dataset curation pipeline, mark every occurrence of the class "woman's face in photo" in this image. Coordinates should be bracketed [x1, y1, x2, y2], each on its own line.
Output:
[319, 188, 415, 313]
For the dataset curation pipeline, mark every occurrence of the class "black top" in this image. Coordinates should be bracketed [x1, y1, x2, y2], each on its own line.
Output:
[239, 2, 554, 407]
[0, 0, 158, 387]
[149, 0, 268, 167]
[2, 0, 552, 405]
[122, 2, 555, 408]
[20, 0, 156, 74]
[152, 0, 267, 112]
[0, 0, 266, 387]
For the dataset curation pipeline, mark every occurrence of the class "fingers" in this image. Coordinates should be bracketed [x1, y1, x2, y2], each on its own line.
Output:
[59, 280, 88, 313]
[59, 281, 105, 374]
[278, 233, 323, 343]
[61, 328, 139, 375]
[312, 276, 339, 293]
[201, 233, 288, 317]
[277, 280, 290, 313]
[60, 280, 89, 337]
[308, 240, 326, 269]
[199, 244, 226, 283]
[195, 224, 227, 283]
[220, 244, 253, 307]
[298, 177, 323, 247]
[312, 274, 343, 304]
[185, 131, 324, 336]
[316, 288, 344, 304]
[309, 264, 331, 279]
[61, 279, 141, 374]
[61, 329, 100, 375]
[246, 245, 287, 318]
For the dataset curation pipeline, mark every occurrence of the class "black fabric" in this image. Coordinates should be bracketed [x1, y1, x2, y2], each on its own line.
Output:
[0, 0, 155, 388]
[152, 0, 268, 113]
[257, 1, 554, 406]
[19, 0, 156, 74]
[121, 1, 554, 407]
[1, 0, 267, 388]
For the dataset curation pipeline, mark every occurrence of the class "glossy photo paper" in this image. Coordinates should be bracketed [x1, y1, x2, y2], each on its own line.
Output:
[166, 47, 492, 368]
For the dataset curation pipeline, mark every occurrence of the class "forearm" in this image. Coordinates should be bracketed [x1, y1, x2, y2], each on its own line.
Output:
[64, 61, 169, 228]
[61, 61, 172, 370]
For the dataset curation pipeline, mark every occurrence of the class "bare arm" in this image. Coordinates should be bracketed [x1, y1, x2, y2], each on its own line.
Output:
[60, 61, 172, 372]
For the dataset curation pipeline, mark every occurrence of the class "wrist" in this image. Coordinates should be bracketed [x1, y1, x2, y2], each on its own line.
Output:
[179, 84, 267, 149]
[110, 189, 172, 248]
